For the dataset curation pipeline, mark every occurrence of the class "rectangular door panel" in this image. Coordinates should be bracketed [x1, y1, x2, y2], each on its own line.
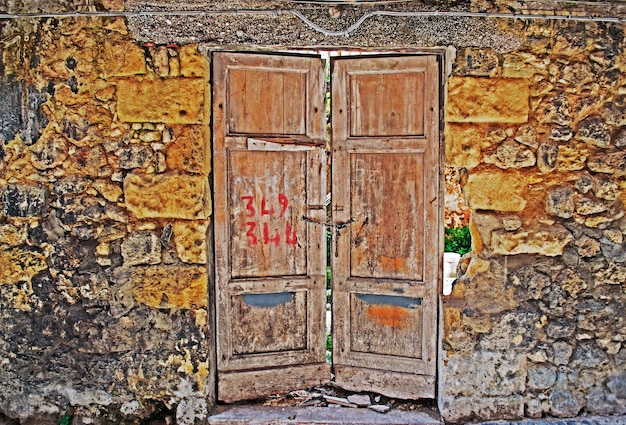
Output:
[229, 149, 308, 278]
[349, 293, 423, 359]
[350, 72, 425, 137]
[230, 291, 308, 355]
[349, 152, 425, 281]
[228, 68, 307, 135]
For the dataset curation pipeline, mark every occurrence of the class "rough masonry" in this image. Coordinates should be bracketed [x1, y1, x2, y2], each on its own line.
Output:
[0, 0, 625, 424]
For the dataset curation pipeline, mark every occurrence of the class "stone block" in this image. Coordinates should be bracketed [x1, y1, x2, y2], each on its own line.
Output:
[556, 143, 588, 171]
[614, 128, 626, 148]
[1, 184, 47, 217]
[468, 213, 503, 254]
[537, 142, 558, 173]
[545, 186, 575, 218]
[576, 115, 610, 148]
[485, 140, 536, 169]
[538, 92, 571, 126]
[549, 389, 581, 418]
[587, 150, 626, 176]
[464, 170, 526, 212]
[442, 350, 527, 397]
[71, 146, 111, 177]
[514, 125, 538, 148]
[491, 225, 573, 256]
[30, 135, 68, 170]
[572, 342, 609, 368]
[479, 311, 540, 350]
[454, 48, 499, 76]
[446, 77, 530, 124]
[166, 125, 208, 174]
[444, 124, 492, 168]
[0, 222, 29, 246]
[552, 341, 573, 365]
[117, 77, 205, 124]
[608, 373, 626, 399]
[0, 246, 47, 284]
[465, 271, 518, 314]
[93, 180, 123, 203]
[173, 220, 209, 264]
[121, 232, 161, 266]
[116, 144, 154, 170]
[104, 35, 146, 77]
[179, 44, 208, 78]
[502, 52, 548, 79]
[124, 172, 210, 219]
[527, 363, 557, 389]
[131, 265, 207, 309]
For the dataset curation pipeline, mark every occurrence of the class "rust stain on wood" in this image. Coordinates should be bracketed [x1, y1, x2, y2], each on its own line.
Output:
[366, 304, 411, 329]
[380, 256, 407, 273]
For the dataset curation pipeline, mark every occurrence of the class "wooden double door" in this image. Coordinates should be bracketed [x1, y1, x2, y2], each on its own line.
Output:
[213, 52, 440, 403]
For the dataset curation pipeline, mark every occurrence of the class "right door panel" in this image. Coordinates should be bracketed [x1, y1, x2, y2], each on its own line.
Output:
[331, 55, 440, 399]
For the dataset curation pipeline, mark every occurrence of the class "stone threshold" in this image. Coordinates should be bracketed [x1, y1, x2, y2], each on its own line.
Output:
[208, 405, 444, 425]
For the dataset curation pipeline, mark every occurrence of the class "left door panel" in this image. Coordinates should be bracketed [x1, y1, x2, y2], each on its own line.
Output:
[213, 52, 329, 403]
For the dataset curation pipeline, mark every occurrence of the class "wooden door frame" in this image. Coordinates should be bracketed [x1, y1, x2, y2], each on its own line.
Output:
[208, 47, 449, 404]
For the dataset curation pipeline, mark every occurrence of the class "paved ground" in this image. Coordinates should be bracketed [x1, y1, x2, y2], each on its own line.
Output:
[208, 405, 443, 424]
[471, 416, 626, 425]
[3, 409, 625, 424]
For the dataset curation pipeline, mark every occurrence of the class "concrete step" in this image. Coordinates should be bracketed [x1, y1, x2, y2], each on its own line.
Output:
[208, 405, 443, 425]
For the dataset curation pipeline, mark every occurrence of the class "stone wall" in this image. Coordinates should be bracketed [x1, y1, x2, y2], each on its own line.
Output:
[441, 19, 626, 423]
[0, 1, 625, 424]
[0, 15, 213, 425]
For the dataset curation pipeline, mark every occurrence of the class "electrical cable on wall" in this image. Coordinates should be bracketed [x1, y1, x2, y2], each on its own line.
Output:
[0, 8, 624, 37]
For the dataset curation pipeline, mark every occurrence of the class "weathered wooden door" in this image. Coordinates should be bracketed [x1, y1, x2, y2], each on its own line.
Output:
[330, 55, 440, 399]
[214, 52, 440, 402]
[213, 52, 329, 403]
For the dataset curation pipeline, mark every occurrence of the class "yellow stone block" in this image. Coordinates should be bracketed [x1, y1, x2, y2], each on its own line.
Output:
[0, 223, 29, 246]
[179, 44, 208, 78]
[491, 225, 573, 256]
[173, 220, 209, 264]
[93, 180, 123, 203]
[166, 125, 208, 174]
[502, 52, 548, 79]
[446, 76, 530, 124]
[464, 170, 527, 212]
[117, 77, 205, 124]
[0, 247, 47, 284]
[444, 124, 493, 168]
[465, 257, 490, 278]
[124, 172, 211, 219]
[131, 265, 208, 309]
[104, 36, 146, 77]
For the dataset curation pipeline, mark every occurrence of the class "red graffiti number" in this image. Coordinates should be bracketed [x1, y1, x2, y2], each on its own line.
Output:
[245, 222, 258, 245]
[241, 196, 255, 217]
[240, 194, 297, 247]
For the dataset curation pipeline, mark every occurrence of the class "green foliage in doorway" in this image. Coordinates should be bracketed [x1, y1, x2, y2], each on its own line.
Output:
[444, 226, 472, 255]
[59, 416, 71, 425]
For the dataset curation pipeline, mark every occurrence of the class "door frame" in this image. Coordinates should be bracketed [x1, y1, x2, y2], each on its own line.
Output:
[209, 47, 449, 404]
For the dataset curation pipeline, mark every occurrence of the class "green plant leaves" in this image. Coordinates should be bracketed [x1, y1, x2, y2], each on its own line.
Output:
[444, 226, 472, 255]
